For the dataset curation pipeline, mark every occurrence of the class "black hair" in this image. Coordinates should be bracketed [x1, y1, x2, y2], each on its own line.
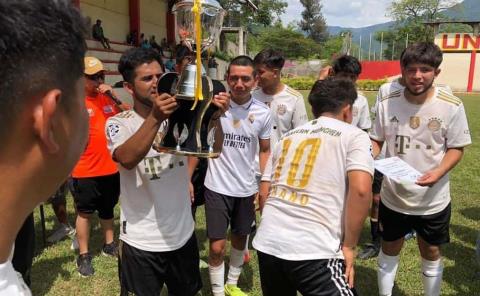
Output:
[227, 55, 256, 75]
[400, 42, 443, 69]
[118, 48, 165, 83]
[0, 0, 87, 138]
[332, 55, 362, 77]
[253, 48, 285, 70]
[308, 78, 357, 118]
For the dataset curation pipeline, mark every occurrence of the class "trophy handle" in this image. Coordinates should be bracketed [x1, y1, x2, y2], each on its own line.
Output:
[194, 76, 214, 152]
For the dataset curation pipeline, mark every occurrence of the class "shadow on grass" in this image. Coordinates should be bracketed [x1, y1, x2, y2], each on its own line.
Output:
[354, 264, 407, 296]
[459, 206, 480, 221]
[442, 225, 480, 295]
[30, 251, 76, 295]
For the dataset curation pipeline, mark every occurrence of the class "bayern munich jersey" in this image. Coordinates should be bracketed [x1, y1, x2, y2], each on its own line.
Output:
[253, 117, 374, 260]
[252, 85, 308, 145]
[370, 87, 471, 215]
[106, 110, 194, 252]
[351, 91, 371, 130]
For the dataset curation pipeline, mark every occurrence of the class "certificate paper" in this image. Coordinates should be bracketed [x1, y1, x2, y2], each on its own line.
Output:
[374, 157, 422, 184]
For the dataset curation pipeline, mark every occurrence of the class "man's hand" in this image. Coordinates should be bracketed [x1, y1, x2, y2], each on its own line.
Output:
[416, 168, 443, 187]
[151, 93, 177, 122]
[342, 245, 356, 288]
[318, 65, 334, 80]
[212, 92, 230, 116]
[97, 83, 114, 94]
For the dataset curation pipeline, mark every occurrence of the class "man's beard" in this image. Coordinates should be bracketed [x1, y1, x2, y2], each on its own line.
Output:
[405, 80, 434, 96]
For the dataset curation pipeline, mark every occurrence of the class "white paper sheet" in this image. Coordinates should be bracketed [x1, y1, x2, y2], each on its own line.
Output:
[374, 157, 422, 184]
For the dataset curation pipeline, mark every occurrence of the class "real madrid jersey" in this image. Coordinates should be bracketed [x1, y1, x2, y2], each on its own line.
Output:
[105, 110, 194, 252]
[253, 117, 374, 261]
[204, 97, 272, 197]
[370, 87, 471, 215]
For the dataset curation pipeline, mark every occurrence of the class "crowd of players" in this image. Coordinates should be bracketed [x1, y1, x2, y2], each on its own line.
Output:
[0, 1, 472, 296]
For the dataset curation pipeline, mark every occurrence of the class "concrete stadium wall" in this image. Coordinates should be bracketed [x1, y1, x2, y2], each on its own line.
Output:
[139, 0, 168, 42]
[80, 0, 130, 42]
[435, 53, 472, 92]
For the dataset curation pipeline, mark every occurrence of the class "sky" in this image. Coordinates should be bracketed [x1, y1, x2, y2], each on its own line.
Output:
[281, 0, 393, 28]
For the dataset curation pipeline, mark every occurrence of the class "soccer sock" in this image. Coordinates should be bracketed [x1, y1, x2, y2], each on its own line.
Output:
[226, 247, 244, 286]
[421, 257, 443, 296]
[209, 262, 225, 296]
[371, 218, 380, 243]
[377, 250, 399, 296]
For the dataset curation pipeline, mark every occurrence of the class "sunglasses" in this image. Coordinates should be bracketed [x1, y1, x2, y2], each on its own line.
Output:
[86, 72, 105, 81]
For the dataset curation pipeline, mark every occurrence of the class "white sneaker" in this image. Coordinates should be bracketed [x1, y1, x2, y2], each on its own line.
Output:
[71, 236, 79, 251]
[47, 224, 75, 243]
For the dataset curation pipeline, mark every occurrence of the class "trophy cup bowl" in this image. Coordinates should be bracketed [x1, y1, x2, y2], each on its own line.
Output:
[152, 0, 226, 158]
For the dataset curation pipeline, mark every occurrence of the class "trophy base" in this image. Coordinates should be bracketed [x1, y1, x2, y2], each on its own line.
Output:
[152, 144, 221, 158]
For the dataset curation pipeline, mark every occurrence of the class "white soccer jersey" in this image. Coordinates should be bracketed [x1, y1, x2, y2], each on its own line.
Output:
[204, 98, 272, 197]
[252, 85, 308, 145]
[352, 91, 371, 130]
[372, 78, 453, 117]
[253, 117, 374, 261]
[106, 110, 194, 252]
[370, 87, 471, 215]
[252, 85, 308, 176]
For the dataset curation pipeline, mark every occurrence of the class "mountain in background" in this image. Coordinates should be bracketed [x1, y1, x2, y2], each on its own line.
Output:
[326, 0, 480, 56]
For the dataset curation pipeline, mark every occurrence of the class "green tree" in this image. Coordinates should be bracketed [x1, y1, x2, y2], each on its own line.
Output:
[253, 24, 322, 59]
[218, 0, 287, 28]
[299, 0, 328, 42]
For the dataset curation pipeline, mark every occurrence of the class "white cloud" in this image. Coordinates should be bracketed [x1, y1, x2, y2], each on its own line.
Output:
[281, 0, 392, 28]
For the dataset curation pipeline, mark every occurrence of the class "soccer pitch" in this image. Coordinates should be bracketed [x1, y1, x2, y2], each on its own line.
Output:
[30, 91, 480, 296]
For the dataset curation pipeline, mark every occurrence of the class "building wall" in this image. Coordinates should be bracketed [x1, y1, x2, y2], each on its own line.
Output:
[474, 52, 480, 91]
[80, 0, 130, 42]
[139, 0, 168, 42]
[435, 53, 471, 92]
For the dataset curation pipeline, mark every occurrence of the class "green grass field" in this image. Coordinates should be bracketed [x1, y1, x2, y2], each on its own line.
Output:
[30, 91, 480, 295]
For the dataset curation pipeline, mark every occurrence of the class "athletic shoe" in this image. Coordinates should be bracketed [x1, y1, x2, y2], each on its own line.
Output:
[102, 241, 118, 257]
[358, 242, 380, 260]
[47, 224, 75, 243]
[225, 284, 248, 296]
[404, 230, 417, 240]
[71, 237, 79, 251]
[76, 253, 94, 277]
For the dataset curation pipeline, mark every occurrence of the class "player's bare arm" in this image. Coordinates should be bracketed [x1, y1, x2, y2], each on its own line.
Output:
[343, 170, 373, 288]
[187, 156, 199, 202]
[416, 147, 464, 187]
[258, 138, 271, 175]
[113, 93, 177, 169]
[258, 181, 271, 213]
[371, 139, 384, 158]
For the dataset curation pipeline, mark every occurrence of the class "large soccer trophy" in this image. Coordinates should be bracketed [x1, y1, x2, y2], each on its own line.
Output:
[153, 0, 226, 158]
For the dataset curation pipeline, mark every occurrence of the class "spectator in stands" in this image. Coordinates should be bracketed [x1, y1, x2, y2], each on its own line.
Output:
[0, 0, 88, 294]
[92, 19, 111, 49]
[126, 30, 138, 46]
[150, 35, 162, 53]
[71, 57, 123, 277]
[140, 33, 151, 49]
[165, 58, 176, 72]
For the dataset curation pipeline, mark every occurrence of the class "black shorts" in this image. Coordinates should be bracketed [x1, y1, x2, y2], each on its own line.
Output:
[204, 188, 255, 239]
[379, 201, 451, 245]
[71, 173, 120, 219]
[257, 251, 357, 296]
[372, 169, 384, 194]
[119, 233, 202, 296]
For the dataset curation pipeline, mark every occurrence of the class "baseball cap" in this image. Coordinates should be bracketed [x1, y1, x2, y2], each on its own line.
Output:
[84, 56, 104, 75]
